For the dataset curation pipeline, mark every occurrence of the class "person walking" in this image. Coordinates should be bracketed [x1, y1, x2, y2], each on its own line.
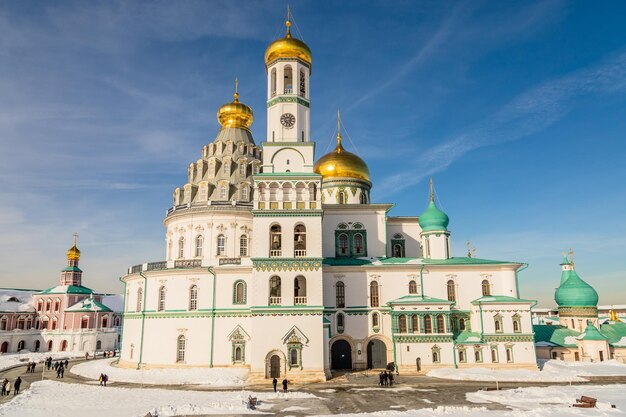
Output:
[64, 359, 69, 368]
[14, 377, 21, 395]
[60, 365, 65, 378]
[5, 380, 11, 396]
[99, 373, 104, 386]
[103, 374, 108, 387]
[383, 371, 389, 387]
[378, 371, 384, 387]
[272, 378, 277, 393]
[1, 378, 8, 396]
[389, 372, 394, 387]
[282, 378, 288, 393]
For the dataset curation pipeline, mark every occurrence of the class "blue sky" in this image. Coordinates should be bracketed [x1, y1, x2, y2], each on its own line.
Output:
[1, 1, 625, 306]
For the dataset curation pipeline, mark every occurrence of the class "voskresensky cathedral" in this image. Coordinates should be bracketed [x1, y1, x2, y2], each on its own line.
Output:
[118, 16, 539, 380]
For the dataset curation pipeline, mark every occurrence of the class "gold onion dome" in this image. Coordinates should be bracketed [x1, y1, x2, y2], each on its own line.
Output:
[265, 19, 312, 70]
[314, 115, 370, 182]
[217, 80, 254, 130]
[66, 235, 80, 261]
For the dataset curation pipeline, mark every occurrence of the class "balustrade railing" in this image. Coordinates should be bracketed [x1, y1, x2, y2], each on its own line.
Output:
[294, 249, 307, 257]
[131, 264, 142, 274]
[174, 259, 202, 269]
[284, 87, 293, 94]
[294, 296, 307, 305]
[269, 250, 282, 257]
[147, 261, 167, 271]
[269, 297, 282, 305]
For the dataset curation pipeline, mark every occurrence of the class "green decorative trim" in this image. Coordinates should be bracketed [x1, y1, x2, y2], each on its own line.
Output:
[252, 258, 323, 272]
[267, 96, 310, 108]
[483, 334, 535, 343]
[252, 210, 323, 217]
[335, 230, 368, 257]
[395, 335, 453, 343]
[558, 306, 598, 318]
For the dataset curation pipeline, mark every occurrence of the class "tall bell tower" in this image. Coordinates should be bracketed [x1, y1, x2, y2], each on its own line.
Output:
[262, 13, 314, 173]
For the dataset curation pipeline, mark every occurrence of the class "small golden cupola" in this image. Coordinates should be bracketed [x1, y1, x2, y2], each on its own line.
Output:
[265, 13, 312, 70]
[66, 233, 81, 261]
[216, 79, 254, 130]
[314, 112, 371, 205]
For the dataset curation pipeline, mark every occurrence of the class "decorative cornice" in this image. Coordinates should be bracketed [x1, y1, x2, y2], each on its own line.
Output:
[251, 258, 323, 272]
[267, 95, 310, 108]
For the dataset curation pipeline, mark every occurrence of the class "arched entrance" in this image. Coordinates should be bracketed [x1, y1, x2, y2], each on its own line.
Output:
[1, 342, 8, 353]
[270, 355, 281, 378]
[34, 340, 41, 352]
[367, 339, 387, 369]
[331, 339, 352, 370]
[47, 340, 53, 351]
[60, 340, 68, 351]
[416, 357, 421, 372]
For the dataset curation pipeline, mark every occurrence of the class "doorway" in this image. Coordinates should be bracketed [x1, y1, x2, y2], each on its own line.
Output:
[416, 357, 421, 372]
[367, 339, 387, 369]
[270, 355, 281, 378]
[331, 340, 352, 370]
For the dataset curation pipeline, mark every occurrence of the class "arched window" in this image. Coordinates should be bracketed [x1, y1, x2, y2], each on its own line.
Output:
[393, 244, 404, 257]
[96, 340, 102, 350]
[241, 185, 248, 201]
[372, 312, 380, 329]
[189, 285, 198, 311]
[234, 281, 246, 304]
[42, 317, 49, 330]
[235, 346, 242, 361]
[299, 70, 306, 97]
[51, 317, 58, 330]
[475, 348, 482, 362]
[354, 234, 364, 255]
[81, 316, 88, 329]
[54, 299, 60, 312]
[158, 286, 166, 312]
[494, 315, 503, 333]
[491, 347, 498, 363]
[101, 316, 108, 328]
[284, 65, 293, 93]
[338, 234, 348, 255]
[271, 68, 277, 96]
[432, 346, 440, 363]
[216, 234, 226, 256]
[506, 346, 513, 363]
[398, 315, 407, 333]
[269, 276, 281, 305]
[338, 191, 346, 204]
[195, 235, 203, 257]
[447, 280, 456, 302]
[37, 300, 43, 311]
[294, 224, 306, 256]
[136, 288, 143, 312]
[512, 315, 521, 333]
[481, 280, 490, 296]
[294, 276, 307, 304]
[335, 281, 345, 308]
[459, 318, 466, 331]
[408, 280, 418, 294]
[437, 314, 445, 333]
[411, 315, 419, 333]
[270, 225, 281, 256]
[424, 315, 432, 334]
[47, 340, 53, 351]
[239, 162, 246, 176]
[178, 237, 185, 259]
[220, 185, 227, 199]
[337, 313, 345, 333]
[239, 235, 248, 257]
[290, 348, 298, 366]
[177, 335, 186, 363]
[370, 281, 379, 307]
[45, 299, 51, 311]
[359, 192, 367, 204]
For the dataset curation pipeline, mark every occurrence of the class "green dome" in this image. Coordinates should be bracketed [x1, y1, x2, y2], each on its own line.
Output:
[419, 200, 449, 232]
[555, 269, 599, 307]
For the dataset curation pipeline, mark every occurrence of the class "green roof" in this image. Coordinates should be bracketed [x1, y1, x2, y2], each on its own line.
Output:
[418, 200, 449, 232]
[472, 295, 536, 305]
[579, 324, 608, 341]
[323, 317, 331, 324]
[455, 331, 483, 344]
[323, 258, 375, 266]
[61, 266, 82, 272]
[65, 297, 112, 313]
[39, 285, 93, 295]
[388, 295, 453, 305]
[600, 321, 626, 345]
[422, 257, 519, 265]
[533, 324, 580, 347]
[555, 268, 598, 307]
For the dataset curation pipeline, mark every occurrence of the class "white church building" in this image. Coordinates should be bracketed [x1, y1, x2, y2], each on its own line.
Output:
[118, 16, 538, 381]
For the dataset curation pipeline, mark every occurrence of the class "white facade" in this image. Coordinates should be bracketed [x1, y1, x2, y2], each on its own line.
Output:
[118, 18, 538, 380]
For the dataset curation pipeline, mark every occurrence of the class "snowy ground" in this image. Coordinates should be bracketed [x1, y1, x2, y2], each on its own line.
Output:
[0, 351, 84, 372]
[70, 358, 249, 386]
[427, 359, 626, 382]
[0, 380, 318, 417]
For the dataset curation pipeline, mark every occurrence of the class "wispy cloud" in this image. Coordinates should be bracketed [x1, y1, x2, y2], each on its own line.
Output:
[377, 50, 626, 198]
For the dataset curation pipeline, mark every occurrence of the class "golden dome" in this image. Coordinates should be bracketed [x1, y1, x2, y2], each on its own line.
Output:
[217, 81, 253, 130]
[314, 116, 370, 182]
[67, 234, 81, 261]
[265, 20, 312, 69]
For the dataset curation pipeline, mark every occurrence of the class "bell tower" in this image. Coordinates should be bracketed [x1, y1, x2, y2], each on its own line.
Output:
[263, 12, 314, 174]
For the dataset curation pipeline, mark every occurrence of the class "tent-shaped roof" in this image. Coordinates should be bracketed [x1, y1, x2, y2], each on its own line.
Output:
[65, 297, 112, 313]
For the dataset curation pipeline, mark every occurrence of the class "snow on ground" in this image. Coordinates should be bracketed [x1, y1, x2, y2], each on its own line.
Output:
[0, 380, 318, 417]
[427, 359, 626, 382]
[350, 386, 416, 392]
[70, 358, 249, 386]
[0, 351, 84, 371]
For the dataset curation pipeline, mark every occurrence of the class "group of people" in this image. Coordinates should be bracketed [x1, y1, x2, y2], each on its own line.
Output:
[84, 351, 116, 360]
[98, 373, 109, 386]
[378, 371, 395, 387]
[25, 362, 37, 373]
[48, 359, 69, 378]
[1, 377, 21, 396]
[271, 377, 289, 393]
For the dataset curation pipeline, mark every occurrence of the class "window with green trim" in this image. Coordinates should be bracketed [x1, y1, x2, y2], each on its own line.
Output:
[233, 280, 247, 304]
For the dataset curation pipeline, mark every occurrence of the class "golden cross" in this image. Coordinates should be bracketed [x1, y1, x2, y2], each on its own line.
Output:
[429, 178, 434, 202]
[73, 232, 78, 245]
